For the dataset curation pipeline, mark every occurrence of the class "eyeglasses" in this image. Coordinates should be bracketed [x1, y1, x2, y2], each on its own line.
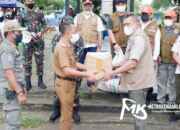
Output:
[165, 16, 172, 20]
[123, 22, 133, 27]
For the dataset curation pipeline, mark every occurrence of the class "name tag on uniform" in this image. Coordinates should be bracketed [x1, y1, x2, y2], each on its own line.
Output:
[8, 55, 13, 62]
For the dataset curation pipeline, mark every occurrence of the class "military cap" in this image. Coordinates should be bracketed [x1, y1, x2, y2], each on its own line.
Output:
[115, 0, 128, 3]
[62, 15, 74, 24]
[3, 20, 26, 32]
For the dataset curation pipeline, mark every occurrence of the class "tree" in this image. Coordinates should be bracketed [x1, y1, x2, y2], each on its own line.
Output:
[18, 0, 64, 10]
[151, 0, 171, 11]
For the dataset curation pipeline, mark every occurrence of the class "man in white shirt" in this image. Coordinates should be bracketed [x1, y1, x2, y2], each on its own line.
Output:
[140, 5, 161, 104]
[170, 35, 180, 122]
[74, 0, 104, 91]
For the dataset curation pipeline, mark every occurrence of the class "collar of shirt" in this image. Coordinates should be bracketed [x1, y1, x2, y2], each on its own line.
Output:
[4, 39, 16, 48]
[165, 24, 176, 31]
[141, 21, 152, 30]
[83, 11, 94, 19]
[129, 28, 142, 39]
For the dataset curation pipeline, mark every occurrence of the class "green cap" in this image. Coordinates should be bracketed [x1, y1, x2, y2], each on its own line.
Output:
[62, 15, 74, 24]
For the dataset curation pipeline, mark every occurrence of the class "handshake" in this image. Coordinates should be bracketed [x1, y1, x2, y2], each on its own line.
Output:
[87, 70, 112, 82]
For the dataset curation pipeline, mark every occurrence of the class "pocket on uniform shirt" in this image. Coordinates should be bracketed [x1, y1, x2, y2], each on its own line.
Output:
[91, 23, 97, 31]
[112, 25, 120, 33]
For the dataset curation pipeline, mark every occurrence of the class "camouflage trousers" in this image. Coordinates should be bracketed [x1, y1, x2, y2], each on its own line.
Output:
[24, 39, 44, 77]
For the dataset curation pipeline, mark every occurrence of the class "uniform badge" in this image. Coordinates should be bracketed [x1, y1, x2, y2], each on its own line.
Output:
[8, 55, 13, 62]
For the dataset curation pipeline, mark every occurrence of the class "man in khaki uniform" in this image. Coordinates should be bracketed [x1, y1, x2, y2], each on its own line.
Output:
[104, 15, 155, 130]
[107, 0, 129, 55]
[53, 23, 95, 130]
[140, 5, 161, 104]
[74, 0, 104, 91]
[157, 10, 180, 105]
[0, 20, 27, 130]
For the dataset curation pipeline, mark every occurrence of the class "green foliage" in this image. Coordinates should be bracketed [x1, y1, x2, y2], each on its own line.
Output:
[18, 0, 64, 13]
[151, 0, 171, 11]
[134, 0, 141, 14]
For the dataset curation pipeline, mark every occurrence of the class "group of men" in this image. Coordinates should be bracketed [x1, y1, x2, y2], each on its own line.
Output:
[52, 0, 180, 130]
[0, 0, 180, 130]
[0, 0, 47, 130]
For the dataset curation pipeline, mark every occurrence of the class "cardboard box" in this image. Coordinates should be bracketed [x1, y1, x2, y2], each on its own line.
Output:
[85, 52, 112, 75]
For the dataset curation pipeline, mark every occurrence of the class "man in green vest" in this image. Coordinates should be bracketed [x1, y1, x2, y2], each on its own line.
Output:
[157, 10, 180, 105]
[107, 0, 129, 55]
[140, 5, 161, 104]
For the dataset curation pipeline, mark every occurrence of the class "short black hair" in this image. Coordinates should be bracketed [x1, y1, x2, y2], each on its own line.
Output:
[59, 22, 72, 35]
[4, 32, 8, 38]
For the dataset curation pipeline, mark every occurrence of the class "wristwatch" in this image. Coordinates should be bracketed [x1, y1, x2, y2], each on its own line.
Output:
[113, 43, 117, 46]
[97, 45, 102, 48]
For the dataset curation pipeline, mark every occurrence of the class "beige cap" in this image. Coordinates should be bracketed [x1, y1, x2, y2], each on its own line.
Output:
[3, 20, 26, 32]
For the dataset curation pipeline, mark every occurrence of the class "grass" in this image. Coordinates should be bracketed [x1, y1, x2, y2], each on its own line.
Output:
[22, 117, 47, 128]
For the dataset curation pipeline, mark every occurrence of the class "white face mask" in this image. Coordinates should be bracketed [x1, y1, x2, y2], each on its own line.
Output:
[116, 5, 126, 12]
[124, 26, 134, 36]
[70, 33, 80, 43]
[164, 19, 173, 27]
[0, 11, 3, 17]
[84, 10, 91, 15]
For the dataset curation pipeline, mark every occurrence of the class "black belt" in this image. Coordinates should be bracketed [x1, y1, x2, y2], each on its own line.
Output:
[56, 75, 76, 82]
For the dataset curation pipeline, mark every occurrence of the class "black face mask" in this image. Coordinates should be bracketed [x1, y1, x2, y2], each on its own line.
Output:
[141, 13, 150, 22]
[26, 3, 35, 9]
[0, 16, 4, 22]
[14, 33, 23, 44]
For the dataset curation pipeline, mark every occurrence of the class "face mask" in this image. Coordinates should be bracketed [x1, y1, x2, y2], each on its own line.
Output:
[164, 19, 173, 27]
[0, 12, 3, 17]
[0, 17, 3, 22]
[14, 33, 23, 43]
[124, 26, 134, 36]
[70, 33, 80, 43]
[116, 5, 126, 12]
[141, 13, 150, 22]
[26, 3, 35, 9]
[84, 11, 91, 15]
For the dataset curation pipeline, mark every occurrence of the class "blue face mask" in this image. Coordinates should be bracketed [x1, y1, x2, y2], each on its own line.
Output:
[14, 33, 23, 44]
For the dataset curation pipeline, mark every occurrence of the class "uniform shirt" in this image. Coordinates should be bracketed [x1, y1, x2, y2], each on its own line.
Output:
[53, 41, 77, 78]
[0, 39, 24, 88]
[74, 12, 104, 48]
[51, 34, 84, 61]
[106, 15, 124, 30]
[121, 28, 155, 90]
[171, 37, 180, 74]
[18, 9, 47, 36]
[142, 21, 161, 61]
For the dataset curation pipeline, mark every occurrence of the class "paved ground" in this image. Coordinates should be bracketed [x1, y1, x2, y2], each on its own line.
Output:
[0, 110, 180, 130]
[0, 32, 179, 130]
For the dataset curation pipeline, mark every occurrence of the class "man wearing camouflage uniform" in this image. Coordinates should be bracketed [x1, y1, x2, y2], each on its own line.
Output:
[18, 0, 47, 91]
[49, 16, 84, 123]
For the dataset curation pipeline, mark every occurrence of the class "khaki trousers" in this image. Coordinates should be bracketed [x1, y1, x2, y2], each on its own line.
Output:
[55, 79, 75, 130]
